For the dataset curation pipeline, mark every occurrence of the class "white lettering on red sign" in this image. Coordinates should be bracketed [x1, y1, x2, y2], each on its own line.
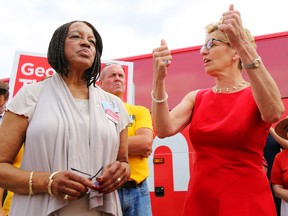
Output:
[21, 62, 56, 77]
[18, 78, 37, 85]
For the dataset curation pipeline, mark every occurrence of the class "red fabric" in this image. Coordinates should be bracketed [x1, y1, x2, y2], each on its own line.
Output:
[271, 150, 288, 188]
[183, 87, 275, 216]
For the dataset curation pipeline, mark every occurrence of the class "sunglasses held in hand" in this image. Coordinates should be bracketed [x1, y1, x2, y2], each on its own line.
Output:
[71, 166, 103, 187]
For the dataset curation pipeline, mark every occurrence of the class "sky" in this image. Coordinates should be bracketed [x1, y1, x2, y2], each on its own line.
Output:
[0, 0, 287, 79]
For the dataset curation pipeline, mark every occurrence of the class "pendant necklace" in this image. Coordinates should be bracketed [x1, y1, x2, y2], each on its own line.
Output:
[212, 81, 250, 93]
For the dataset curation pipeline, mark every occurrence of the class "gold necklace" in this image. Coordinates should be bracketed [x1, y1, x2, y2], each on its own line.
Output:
[212, 81, 249, 93]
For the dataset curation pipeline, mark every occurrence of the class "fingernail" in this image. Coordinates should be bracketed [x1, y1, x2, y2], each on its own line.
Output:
[91, 184, 97, 190]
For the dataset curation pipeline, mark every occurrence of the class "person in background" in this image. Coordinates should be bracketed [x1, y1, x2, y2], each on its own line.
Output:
[271, 118, 288, 215]
[151, 4, 284, 216]
[265, 127, 288, 216]
[0, 81, 9, 216]
[0, 20, 130, 216]
[0, 81, 9, 123]
[265, 128, 287, 179]
[99, 63, 154, 216]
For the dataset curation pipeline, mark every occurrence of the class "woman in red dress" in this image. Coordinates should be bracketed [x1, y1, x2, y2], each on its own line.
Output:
[151, 4, 284, 216]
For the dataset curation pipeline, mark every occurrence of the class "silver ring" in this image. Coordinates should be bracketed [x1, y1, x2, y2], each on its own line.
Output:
[64, 194, 68, 200]
[117, 177, 121, 183]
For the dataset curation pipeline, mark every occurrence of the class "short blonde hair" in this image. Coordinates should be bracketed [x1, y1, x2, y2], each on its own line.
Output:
[204, 23, 256, 70]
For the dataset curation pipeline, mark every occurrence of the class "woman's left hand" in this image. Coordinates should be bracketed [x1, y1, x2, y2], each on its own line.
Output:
[218, 4, 248, 50]
[93, 161, 130, 194]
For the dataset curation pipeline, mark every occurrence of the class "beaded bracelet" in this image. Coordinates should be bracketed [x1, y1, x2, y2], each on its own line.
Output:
[151, 91, 168, 103]
[47, 171, 61, 196]
[29, 171, 34, 196]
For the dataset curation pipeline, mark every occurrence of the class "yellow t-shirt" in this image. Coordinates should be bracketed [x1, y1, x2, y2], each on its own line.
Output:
[124, 103, 154, 184]
[2, 146, 24, 215]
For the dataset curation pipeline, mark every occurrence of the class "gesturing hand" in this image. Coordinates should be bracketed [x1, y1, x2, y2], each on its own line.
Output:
[218, 4, 250, 50]
[152, 39, 172, 81]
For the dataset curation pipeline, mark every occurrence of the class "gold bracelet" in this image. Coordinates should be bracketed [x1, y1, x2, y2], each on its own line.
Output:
[151, 91, 168, 103]
[47, 171, 61, 197]
[29, 171, 34, 196]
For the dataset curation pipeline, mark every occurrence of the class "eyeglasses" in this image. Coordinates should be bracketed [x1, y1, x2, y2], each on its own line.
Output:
[71, 167, 103, 196]
[200, 38, 228, 54]
[71, 166, 103, 182]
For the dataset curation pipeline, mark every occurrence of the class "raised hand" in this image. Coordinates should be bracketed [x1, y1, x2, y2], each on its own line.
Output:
[218, 4, 250, 50]
[152, 39, 172, 81]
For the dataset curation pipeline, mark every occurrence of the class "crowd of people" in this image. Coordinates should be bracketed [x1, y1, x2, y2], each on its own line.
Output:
[0, 4, 287, 216]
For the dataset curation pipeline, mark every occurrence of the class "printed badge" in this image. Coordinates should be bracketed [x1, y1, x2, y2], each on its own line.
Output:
[128, 114, 135, 127]
[101, 101, 119, 124]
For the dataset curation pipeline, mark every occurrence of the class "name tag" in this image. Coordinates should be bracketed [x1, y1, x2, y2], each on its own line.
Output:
[128, 114, 135, 127]
[101, 101, 119, 124]
[106, 109, 119, 124]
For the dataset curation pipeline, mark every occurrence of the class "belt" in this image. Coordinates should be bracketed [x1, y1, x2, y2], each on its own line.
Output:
[119, 179, 145, 189]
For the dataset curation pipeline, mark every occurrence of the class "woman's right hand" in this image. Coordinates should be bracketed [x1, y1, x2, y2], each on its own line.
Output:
[49, 171, 94, 201]
[152, 39, 172, 82]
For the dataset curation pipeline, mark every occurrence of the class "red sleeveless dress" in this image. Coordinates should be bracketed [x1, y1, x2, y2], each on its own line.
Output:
[183, 87, 276, 216]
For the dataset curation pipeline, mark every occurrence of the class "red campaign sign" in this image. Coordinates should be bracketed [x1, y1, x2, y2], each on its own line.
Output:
[10, 51, 134, 103]
[10, 52, 55, 97]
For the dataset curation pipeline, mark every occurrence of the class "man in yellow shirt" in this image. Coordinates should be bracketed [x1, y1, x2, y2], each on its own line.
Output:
[99, 63, 154, 216]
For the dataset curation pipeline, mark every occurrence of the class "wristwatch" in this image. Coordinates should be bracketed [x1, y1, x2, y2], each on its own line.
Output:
[242, 56, 262, 69]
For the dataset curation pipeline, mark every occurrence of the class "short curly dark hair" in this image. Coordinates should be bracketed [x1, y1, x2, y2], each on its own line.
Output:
[47, 20, 103, 87]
